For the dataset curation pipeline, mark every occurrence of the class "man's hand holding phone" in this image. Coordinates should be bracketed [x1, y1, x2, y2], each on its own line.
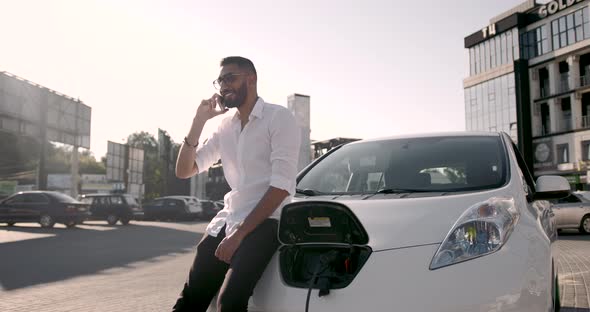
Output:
[195, 94, 229, 123]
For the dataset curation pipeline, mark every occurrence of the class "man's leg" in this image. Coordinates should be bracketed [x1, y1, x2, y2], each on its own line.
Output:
[216, 219, 279, 312]
[173, 229, 229, 312]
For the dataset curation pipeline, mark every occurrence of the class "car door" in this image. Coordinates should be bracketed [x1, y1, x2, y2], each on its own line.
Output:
[22, 193, 50, 221]
[557, 194, 585, 228]
[109, 196, 125, 217]
[0, 194, 26, 221]
[91, 196, 110, 218]
[164, 199, 183, 219]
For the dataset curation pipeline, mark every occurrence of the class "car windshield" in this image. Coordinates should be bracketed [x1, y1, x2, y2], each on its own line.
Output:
[50, 192, 79, 203]
[297, 135, 507, 195]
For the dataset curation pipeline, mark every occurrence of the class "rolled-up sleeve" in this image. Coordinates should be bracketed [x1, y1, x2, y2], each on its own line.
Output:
[195, 128, 221, 174]
[269, 109, 301, 195]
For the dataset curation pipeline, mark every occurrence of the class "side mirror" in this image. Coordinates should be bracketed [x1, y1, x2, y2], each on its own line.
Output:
[534, 175, 571, 200]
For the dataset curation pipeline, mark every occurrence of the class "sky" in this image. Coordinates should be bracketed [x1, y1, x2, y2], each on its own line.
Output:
[0, 0, 542, 159]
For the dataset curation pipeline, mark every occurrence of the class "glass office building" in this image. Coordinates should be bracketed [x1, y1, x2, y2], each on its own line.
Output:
[464, 0, 590, 189]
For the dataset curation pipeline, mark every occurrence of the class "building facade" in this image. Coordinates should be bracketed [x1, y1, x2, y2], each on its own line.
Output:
[465, 0, 590, 189]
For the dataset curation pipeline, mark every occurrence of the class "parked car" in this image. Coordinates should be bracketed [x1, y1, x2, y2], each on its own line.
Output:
[200, 199, 223, 219]
[0, 191, 89, 228]
[550, 193, 590, 233]
[78, 193, 143, 225]
[242, 132, 565, 312]
[143, 196, 203, 221]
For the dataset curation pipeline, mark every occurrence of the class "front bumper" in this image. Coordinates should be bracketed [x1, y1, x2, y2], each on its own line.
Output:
[250, 235, 552, 312]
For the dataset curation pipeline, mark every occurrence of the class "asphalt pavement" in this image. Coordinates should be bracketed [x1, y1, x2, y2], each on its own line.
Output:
[1, 221, 590, 311]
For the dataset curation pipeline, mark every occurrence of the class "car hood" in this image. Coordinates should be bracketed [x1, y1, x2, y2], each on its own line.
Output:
[290, 188, 514, 251]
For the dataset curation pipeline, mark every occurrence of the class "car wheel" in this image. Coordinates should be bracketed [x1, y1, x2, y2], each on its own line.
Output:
[6, 222, 15, 226]
[106, 214, 118, 225]
[580, 215, 590, 234]
[554, 273, 561, 312]
[39, 214, 55, 228]
[120, 218, 130, 225]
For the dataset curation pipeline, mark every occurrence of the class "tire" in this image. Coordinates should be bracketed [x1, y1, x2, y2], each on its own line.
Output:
[106, 214, 118, 225]
[555, 275, 561, 311]
[39, 214, 55, 228]
[554, 265, 561, 312]
[6, 222, 15, 226]
[120, 218, 130, 225]
[580, 215, 590, 234]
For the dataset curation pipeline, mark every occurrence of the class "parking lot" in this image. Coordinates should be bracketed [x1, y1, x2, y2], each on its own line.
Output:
[0, 221, 589, 311]
[0, 221, 206, 312]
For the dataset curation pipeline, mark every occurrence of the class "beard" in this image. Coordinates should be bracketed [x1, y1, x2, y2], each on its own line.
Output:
[223, 82, 248, 108]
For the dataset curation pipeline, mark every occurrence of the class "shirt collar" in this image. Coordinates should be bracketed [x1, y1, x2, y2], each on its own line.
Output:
[232, 97, 265, 121]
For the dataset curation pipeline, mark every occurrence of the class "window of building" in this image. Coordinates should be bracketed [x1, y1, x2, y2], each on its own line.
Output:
[551, 7, 590, 50]
[483, 41, 491, 71]
[557, 144, 569, 163]
[470, 48, 475, 76]
[512, 28, 520, 59]
[507, 31, 513, 63]
[582, 140, 590, 160]
[521, 25, 551, 59]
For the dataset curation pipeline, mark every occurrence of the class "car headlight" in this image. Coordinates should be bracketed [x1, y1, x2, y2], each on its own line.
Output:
[430, 197, 519, 270]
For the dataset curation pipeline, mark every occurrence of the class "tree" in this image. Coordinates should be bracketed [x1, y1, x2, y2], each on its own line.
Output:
[127, 131, 158, 154]
[79, 150, 106, 174]
[45, 145, 105, 174]
[0, 132, 39, 183]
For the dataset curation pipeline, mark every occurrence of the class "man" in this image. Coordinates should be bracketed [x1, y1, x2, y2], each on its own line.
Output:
[174, 56, 301, 311]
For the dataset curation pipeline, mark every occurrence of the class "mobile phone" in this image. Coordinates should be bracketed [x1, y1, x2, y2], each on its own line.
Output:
[217, 95, 226, 111]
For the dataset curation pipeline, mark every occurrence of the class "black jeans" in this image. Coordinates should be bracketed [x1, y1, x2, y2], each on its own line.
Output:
[172, 219, 279, 312]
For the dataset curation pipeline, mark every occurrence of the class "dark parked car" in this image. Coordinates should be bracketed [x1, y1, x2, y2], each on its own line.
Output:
[143, 196, 195, 221]
[78, 193, 143, 225]
[0, 191, 90, 228]
[202, 199, 223, 218]
[143, 196, 222, 221]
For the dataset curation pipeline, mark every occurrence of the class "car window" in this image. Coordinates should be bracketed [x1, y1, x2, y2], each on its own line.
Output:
[4, 194, 26, 204]
[153, 199, 165, 206]
[110, 196, 124, 205]
[80, 197, 92, 204]
[123, 195, 138, 205]
[96, 197, 110, 205]
[167, 199, 180, 207]
[25, 193, 49, 203]
[297, 135, 507, 194]
[50, 192, 78, 203]
[558, 194, 582, 204]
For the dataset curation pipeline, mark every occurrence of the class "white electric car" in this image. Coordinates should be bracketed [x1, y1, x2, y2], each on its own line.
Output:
[219, 132, 567, 311]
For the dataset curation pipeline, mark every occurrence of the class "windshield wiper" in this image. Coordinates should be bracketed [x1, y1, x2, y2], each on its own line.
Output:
[374, 188, 432, 194]
[295, 188, 324, 196]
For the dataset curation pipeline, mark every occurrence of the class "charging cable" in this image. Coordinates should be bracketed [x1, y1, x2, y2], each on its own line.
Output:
[305, 250, 339, 312]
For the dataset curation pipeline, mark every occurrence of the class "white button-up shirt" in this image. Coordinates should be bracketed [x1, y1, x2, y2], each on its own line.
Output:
[195, 97, 301, 237]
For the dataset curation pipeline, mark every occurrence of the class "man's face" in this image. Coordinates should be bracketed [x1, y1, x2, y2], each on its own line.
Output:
[218, 64, 249, 108]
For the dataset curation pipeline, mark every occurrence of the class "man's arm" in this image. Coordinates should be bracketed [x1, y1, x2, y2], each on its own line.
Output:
[175, 118, 206, 179]
[176, 94, 228, 179]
